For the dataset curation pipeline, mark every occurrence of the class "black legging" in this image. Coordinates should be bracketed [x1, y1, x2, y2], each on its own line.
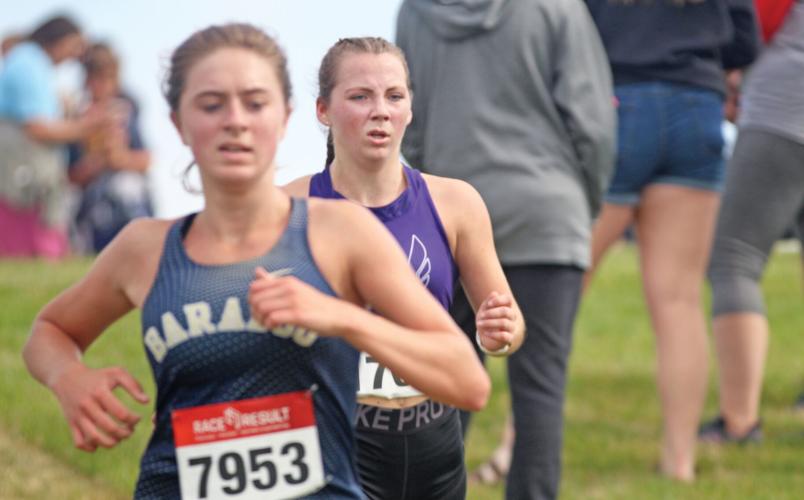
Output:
[453, 264, 583, 500]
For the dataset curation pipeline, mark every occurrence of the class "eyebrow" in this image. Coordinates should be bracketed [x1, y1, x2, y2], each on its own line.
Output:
[345, 85, 406, 94]
[193, 88, 271, 100]
[344, 86, 374, 93]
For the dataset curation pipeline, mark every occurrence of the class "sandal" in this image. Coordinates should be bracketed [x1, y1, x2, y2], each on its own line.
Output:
[468, 450, 510, 486]
[698, 415, 762, 444]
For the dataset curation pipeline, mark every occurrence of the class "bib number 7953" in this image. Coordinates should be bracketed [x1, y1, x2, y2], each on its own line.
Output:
[172, 392, 325, 499]
[186, 442, 308, 498]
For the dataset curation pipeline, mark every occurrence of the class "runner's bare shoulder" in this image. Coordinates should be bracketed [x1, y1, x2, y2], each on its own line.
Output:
[97, 217, 176, 308]
[281, 175, 313, 198]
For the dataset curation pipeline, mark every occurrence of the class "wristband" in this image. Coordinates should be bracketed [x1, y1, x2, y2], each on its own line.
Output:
[475, 331, 510, 357]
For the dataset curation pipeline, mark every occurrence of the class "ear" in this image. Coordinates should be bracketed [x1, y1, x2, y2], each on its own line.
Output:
[315, 97, 330, 127]
[279, 104, 293, 141]
[170, 111, 189, 145]
[405, 89, 414, 126]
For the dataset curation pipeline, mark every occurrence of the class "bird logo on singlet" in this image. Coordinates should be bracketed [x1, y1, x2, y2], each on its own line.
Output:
[407, 234, 431, 286]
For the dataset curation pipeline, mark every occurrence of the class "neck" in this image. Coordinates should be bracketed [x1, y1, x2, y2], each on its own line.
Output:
[197, 169, 289, 244]
[329, 156, 407, 207]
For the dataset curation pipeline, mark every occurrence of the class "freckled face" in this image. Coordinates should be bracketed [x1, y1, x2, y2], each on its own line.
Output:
[172, 48, 290, 187]
[318, 52, 412, 166]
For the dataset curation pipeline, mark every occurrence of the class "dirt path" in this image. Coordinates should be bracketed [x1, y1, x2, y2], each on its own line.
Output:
[0, 429, 125, 500]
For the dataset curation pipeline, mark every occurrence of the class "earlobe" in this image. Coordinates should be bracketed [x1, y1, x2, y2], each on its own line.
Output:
[170, 112, 189, 145]
[284, 105, 293, 127]
[279, 106, 293, 140]
[315, 98, 330, 127]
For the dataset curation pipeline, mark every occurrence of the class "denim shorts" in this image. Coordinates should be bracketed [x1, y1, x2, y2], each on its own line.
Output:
[607, 82, 726, 205]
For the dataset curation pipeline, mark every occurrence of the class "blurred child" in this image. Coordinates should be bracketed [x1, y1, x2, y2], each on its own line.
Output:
[68, 42, 152, 253]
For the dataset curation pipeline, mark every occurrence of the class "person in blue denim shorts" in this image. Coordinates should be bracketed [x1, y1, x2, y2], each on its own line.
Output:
[583, 0, 759, 481]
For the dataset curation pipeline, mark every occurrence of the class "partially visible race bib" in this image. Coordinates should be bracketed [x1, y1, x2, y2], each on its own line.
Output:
[356, 351, 424, 399]
[172, 391, 325, 499]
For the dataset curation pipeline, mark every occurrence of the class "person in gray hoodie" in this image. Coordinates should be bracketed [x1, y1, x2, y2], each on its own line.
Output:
[396, 1, 616, 498]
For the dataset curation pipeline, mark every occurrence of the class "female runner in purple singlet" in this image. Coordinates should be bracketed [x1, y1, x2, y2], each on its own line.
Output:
[283, 37, 525, 500]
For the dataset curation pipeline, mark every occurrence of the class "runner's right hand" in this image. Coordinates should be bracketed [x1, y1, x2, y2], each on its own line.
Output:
[50, 363, 149, 452]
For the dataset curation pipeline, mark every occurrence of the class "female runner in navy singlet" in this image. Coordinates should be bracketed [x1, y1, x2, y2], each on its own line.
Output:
[283, 37, 525, 500]
[22, 25, 490, 499]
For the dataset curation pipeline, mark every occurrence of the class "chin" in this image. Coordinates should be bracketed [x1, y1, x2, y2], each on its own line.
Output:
[362, 148, 394, 163]
[209, 165, 268, 185]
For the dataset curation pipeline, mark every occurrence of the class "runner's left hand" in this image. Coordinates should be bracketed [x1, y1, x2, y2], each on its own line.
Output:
[248, 267, 346, 335]
[475, 291, 515, 352]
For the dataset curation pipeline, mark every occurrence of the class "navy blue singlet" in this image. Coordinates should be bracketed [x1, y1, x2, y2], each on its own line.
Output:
[134, 199, 362, 499]
[309, 165, 457, 308]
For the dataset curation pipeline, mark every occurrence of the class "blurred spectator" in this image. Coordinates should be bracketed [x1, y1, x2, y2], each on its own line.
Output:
[0, 14, 106, 258]
[1, 33, 23, 57]
[700, 0, 804, 443]
[396, 1, 616, 498]
[68, 42, 151, 253]
[582, 0, 759, 481]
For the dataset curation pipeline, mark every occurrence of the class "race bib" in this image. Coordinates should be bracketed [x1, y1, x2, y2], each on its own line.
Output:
[356, 351, 423, 399]
[172, 391, 325, 499]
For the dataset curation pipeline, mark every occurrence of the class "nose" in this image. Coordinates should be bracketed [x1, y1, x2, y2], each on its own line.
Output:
[370, 97, 390, 121]
[223, 102, 248, 132]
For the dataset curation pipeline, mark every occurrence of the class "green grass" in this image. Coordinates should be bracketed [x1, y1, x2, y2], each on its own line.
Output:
[466, 244, 804, 500]
[0, 244, 801, 499]
[0, 426, 123, 500]
[0, 258, 153, 496]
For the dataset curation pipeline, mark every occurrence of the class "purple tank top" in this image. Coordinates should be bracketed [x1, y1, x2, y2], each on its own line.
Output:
[309, 165, 457, 309]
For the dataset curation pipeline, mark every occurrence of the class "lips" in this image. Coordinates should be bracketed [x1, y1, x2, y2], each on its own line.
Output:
[218, 143, 253, 153]
[217, 142, 254, 164]
[366, 130, 391, 147]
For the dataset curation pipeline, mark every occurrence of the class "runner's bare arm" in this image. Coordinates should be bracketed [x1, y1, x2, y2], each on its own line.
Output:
[250, 199, 490, 411]
[426, 176, 525, 354]
[22, 219, 167, 451]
